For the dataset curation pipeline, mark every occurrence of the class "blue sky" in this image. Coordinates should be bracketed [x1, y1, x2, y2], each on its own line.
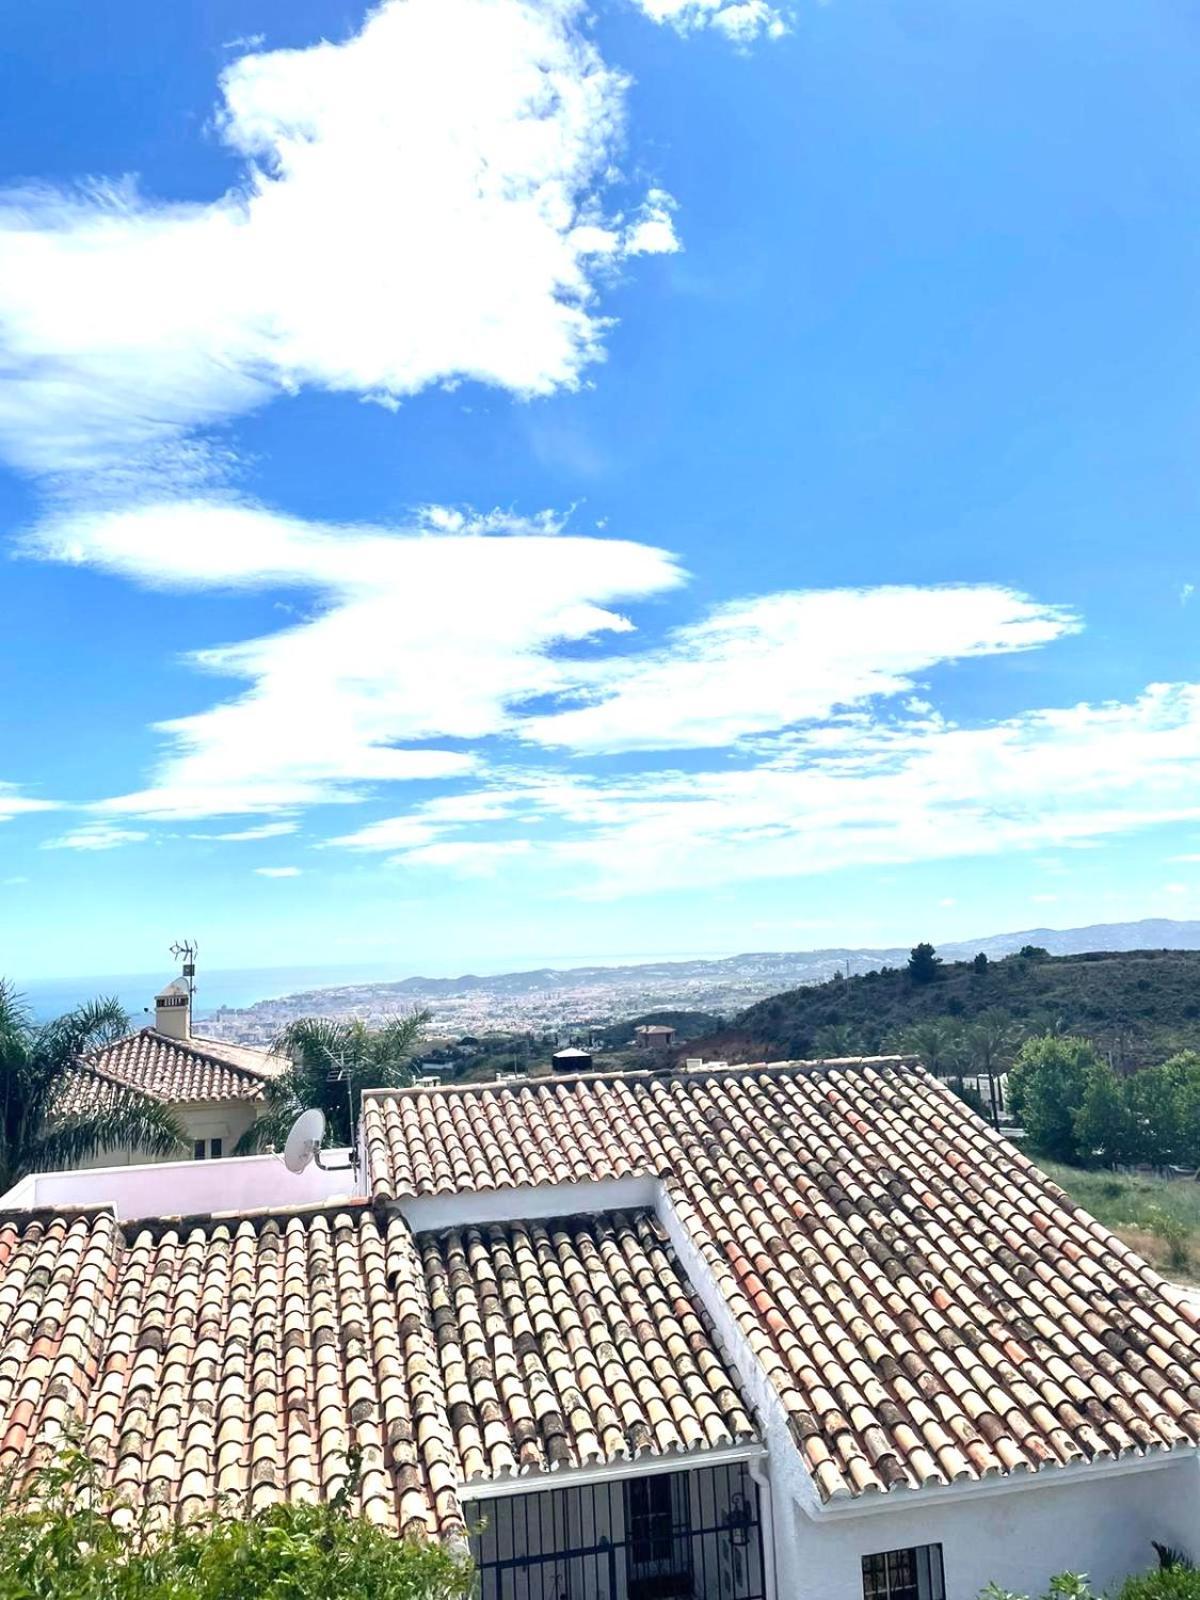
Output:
[2, 0, 1200, 981]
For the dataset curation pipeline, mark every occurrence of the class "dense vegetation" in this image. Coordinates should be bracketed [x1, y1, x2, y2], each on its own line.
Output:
[0, 1446, 471, 1600]
[690, 946, 1200, 1070]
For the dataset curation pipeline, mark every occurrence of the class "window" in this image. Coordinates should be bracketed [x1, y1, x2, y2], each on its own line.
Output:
[192, 1137, 224, 1161]
[193, 1139, 206, 1161]
[210, 1137, 223, 1159]
[861, 1544, 945, 1600]
[624, 1473, 692, 1599]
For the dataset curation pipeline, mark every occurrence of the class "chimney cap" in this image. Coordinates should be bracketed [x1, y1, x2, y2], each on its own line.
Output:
[155, 978, 190, 1002]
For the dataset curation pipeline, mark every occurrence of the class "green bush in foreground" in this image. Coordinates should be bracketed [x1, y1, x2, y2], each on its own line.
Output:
[1118, 1572, 1200, 1599]
[0, 1445, 472, 1600]
[979, 1561, 1200, 1599]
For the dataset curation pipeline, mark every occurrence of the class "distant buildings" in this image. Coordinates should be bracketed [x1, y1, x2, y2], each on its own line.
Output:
[634, 1022, 677, 1050]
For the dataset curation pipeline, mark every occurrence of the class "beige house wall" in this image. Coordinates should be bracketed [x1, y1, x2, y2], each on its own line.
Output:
[71, 1100, 261, 1170]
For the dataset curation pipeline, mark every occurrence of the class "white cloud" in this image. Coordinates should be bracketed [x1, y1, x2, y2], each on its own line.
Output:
[354, 682, 1200, 893]
[0, 784, 57, 823]
[631, 0, 788, 41]
[523, 586, 1079, 752]
[255, 865, 301, 878]
[42, 822, 148, 851]
[3, 876, 29, 886]
[197, 821, 298, 841]
[32, 500, 683, 819]
[0, 0, 677, 482]
[400, 839, 533, 873]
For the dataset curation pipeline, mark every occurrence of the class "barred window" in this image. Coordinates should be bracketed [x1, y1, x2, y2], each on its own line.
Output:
[861, 1544, 946, 1600]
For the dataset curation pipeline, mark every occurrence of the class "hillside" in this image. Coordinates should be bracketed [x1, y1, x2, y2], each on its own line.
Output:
[687, 946, 1200, 1069]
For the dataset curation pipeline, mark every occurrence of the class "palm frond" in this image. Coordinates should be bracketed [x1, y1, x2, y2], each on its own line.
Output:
[32, 1096, 184, 1177]
[235, 1095, 303, 1156]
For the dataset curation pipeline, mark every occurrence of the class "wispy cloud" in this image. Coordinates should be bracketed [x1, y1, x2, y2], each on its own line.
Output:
[31, 500, 683, 820]
[338, 682, 1200, 893]
[195, 821, 298, 842]
[0, 784, 57, 823]
[42, 822, 148, 851]
[521, 586, 1078, 753]
[0, 0, 677, 486]
[254, 865, 301, 878]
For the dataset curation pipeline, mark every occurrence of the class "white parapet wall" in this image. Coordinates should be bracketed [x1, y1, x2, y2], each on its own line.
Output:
[0, 1147, 361, 1220]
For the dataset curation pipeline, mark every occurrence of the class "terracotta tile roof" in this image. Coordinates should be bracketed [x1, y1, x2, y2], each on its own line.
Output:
[362, 1059, 1200, 1502]
[0, 1204, 461, 1538]
[57, 1029, 276, 1114]
[0, 1201, 755, 1534]
[420, 1210, 754, 1483]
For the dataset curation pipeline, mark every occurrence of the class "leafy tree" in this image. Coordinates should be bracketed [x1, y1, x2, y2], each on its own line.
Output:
[1008, 1035, 1100, 1163]
[0, 982, 183, 1190]
[1073, 1061, 1136, 1168]
[1171, 1058, 1200, 1170]
[0, 1442, 472, 1600]
[972, 952, 989, 974]
[907, 943, 942, 984]
[1019, 945, 1051, 961]
[1127, 1065, 1183, 1169]
[238, 1011, 430, 1153]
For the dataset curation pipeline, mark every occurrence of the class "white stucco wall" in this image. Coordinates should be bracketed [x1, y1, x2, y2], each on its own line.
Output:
[0, 1146, 360, 1219]
[787, 1454, 1200, 1600]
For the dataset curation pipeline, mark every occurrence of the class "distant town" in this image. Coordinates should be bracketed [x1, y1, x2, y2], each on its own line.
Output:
[202, 918, 1200, 1048]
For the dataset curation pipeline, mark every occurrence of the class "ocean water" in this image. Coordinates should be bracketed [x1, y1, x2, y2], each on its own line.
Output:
[15, 964, 402, 1022]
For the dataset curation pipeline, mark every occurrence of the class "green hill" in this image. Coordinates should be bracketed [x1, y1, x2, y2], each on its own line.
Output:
[686, 946, 1200, 1069]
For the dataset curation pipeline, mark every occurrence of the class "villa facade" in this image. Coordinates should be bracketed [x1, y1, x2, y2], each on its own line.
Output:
[3, 1056, 1200, 1599]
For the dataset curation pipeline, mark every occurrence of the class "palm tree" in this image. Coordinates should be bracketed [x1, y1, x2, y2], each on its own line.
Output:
[0, 981, 184, 1190]
[812, 1022, 865, 1058]
[963, 1009, 1024, 1128]
[237, 1010, 430, 1154]
[899, 1018, 965, 1085]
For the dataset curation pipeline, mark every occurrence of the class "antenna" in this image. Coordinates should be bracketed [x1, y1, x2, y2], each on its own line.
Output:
[169, 938, 198, 1002]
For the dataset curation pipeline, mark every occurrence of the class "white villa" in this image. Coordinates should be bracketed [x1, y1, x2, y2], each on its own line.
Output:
[54, 977, 284, 1165]
[3, 1054, 1199, 1600]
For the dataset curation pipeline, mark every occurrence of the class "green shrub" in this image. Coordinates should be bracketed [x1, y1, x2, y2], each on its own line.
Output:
[978, 1577, 1096, 1600]
[1148, 1208, 1192, 1273]
[0, 1444, 472, 1600]
[1119, 1571, 1200, 1599]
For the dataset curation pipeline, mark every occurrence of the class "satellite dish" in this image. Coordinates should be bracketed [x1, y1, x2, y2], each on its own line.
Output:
[283, 1107, 326, 1174]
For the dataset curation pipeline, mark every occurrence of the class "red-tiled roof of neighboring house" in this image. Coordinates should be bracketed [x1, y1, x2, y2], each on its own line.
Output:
[0, 1201, 754, 1535]
[361, 1058, 1200, 1502]
[57, 1028, 280, 1114]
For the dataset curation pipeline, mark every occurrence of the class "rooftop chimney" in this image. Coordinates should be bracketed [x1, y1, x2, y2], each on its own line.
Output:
[154, 978, 191, 1041]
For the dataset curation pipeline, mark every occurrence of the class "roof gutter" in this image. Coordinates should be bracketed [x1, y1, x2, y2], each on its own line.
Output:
[457, 1441, 764, 1501]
